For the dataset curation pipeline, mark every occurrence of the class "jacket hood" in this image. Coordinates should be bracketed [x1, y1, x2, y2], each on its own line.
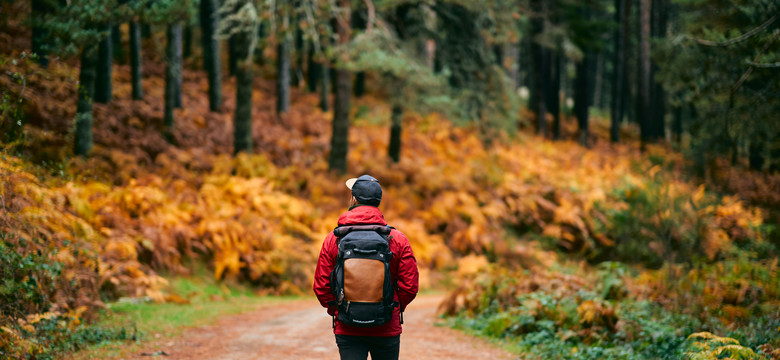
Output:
[337, 205, 387, 226]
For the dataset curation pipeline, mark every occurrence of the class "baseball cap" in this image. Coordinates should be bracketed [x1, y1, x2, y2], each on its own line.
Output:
[345, 174, 382, 206]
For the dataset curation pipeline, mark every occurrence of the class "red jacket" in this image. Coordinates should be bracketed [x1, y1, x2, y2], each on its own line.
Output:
[313, 205, 419, 336]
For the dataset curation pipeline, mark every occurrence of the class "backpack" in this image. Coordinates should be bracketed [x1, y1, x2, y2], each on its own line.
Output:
[328, 224, 398, 328]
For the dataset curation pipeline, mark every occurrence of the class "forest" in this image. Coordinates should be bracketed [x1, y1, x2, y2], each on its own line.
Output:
[0, 0, 779, 359]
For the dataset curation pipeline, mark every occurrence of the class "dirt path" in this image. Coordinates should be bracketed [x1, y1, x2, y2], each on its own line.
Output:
[126, 295, 516, 359]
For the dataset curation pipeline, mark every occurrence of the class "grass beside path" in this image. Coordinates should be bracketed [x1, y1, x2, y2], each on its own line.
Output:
[72, 276, 303, 360]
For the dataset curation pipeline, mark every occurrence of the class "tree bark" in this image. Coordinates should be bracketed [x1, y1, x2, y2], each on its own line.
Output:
[129, 21, 143, 100]
[320, 60, 330, 112]
[31, 0, 49, 67]
[277, 39, 291, 114]
[228, 36, 238, 77]
[234, 32, 254, 155]
[610, 0, 627, 143]
[94, 26, 113, 104]
[111, 25, 125, 63]
[75, 45, 98, 157]
[530, 0, 547, 136]
[388, 105, 403, 163]
[672, 104, 682, 144]
[307, 44, 321, 93]
[650, 0, 667, 141]
[164, 23, 181, 143]
[142, 23, 151, 38]
[293, 26, 304, 88]
[638, 0, 652, 149]
[551, 50, 562, 140]
[575, 54, 593, 147]
[354, 72, 366, 98]
[183, 24, 193, 58]
[173, 24, 183, 109]
[328, 1, 351, 174]
[200, 0, 222, 112]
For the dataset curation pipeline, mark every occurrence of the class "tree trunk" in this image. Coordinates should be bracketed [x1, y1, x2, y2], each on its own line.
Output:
[200, 0, 222, 112]
[320, 61, 330, 112]
[672, 104, 682, 144]
[574, 54, 593, 147]
[183, 24, 193, 58]
[307, 44, 321, 93]
[277, 40, 291, 114]
[328, 1, 351, 174]
[593, 52, 604, 109]
[173, 24, 183, 109]
[75, 45, 98, 157]
[638, 0, 652, 149]
[354, 72, 366, 98]
[293, 27, 304, 88]
[142, 23, 151, 38]
[530, 0, 547, 136]
[31, 0, 49, 67]
[388, 105, 403, 163]
[228, 36, 238, 77]
[129, 21, 143, 100]
[610, 0, 626, 143]
[111, 25, 125, 63]
[234, 32, 254, 155]
[551, 49, 562, 140]
[94, 26, 113, 104]
[650, 0, 667, 141]
[164, 23, 181, 143]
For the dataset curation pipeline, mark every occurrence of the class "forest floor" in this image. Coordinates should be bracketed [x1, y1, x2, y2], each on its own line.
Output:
[89, 295, 515, 360]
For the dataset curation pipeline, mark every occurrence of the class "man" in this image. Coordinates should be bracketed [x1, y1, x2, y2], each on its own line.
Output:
[313, 174, 419, 360]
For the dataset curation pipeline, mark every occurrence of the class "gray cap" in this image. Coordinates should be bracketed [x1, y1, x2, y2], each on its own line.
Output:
[345, 174, 382, 206]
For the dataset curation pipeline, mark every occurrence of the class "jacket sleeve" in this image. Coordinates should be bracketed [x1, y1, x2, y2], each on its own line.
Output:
[394, 231, 419, 312]
[313, 232, 337, 316]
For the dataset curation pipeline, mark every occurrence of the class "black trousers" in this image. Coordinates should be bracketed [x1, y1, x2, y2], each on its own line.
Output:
[335, 334, 400, 360]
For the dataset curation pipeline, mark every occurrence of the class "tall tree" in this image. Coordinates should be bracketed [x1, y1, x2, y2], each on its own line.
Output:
[111, 24, 125, 63]
[574, 53, 594, 147]
[31, 0, 51, 67]
[94, 24, 113, 103]
[277, 37, 291, 114]
[530, 0, 547, 136]
[610, 0, 627, 143]
[75, 44, 98, 156]
[219, 0, 258, 155]
[328, 0, 351, 174]
[649, 0, 668, 141]
[307, 44, 321, 92]
[129, 20, 143, 100]
[43, 0, 114, 156]
[164, 22, 181, 142]
[638, 0, 652, 149]
[200, 0, 222, 112]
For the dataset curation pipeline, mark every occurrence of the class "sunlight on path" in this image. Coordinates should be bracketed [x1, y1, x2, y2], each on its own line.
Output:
[126, 295, 516, 360]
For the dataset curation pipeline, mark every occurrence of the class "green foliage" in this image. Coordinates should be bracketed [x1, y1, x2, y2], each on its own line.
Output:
[0, 54, 29, 148]
[40, 0, 116, 57]
[684, 332, 765, 360]
[0, 237, 60, 321]
[656, 0, 780, 171]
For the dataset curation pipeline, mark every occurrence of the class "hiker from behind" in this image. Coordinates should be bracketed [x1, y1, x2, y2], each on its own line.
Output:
[313, 175, 419, 360]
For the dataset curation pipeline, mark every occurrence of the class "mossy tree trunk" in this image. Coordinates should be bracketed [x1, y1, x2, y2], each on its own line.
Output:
[111, 25, 125, 63]
[233, 32, 253, 155]
[328, 0, 351, 174]
[31, 0, 50, 67]
[129, 21, 143, 100]
[164, 22, 181, 143]
[277, 39, 291, 114]
[94, 24, 113, 103]
[388, 105, 403, 163]
[200, 0, 222, 112]
[610, 0, 627, 143]
[574, 54, 593, 147]
[307, 44, 321, 93]
[75, 45, 98, 157]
